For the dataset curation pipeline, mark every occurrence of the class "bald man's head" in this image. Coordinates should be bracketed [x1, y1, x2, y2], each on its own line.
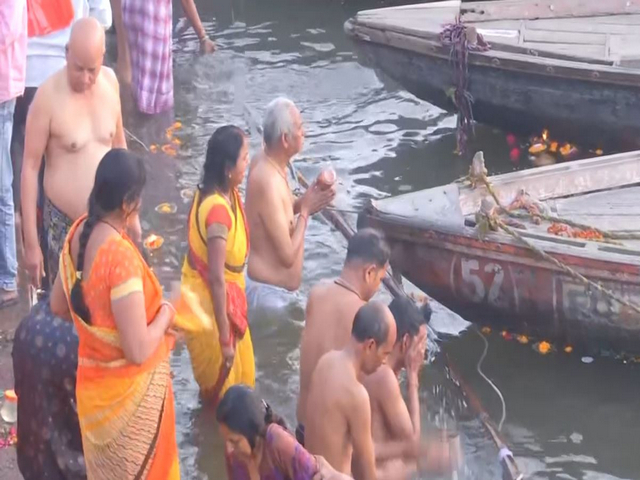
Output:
[66, 18, 105, 92]
[352, 301, 397, 375]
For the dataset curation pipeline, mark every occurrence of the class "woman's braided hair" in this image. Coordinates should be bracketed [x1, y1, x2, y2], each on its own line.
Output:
[70, 148, 146, 324]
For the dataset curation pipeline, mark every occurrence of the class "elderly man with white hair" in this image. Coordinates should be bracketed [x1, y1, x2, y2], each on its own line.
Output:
[245, 97, 335, 316]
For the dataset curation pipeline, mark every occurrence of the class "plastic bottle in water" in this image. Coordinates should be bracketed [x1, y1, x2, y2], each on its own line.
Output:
[1, 389, 17, 423]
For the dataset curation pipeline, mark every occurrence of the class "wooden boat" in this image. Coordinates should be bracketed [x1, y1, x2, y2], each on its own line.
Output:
[345, 0, 640, 148]
[357, 150, 640, 354]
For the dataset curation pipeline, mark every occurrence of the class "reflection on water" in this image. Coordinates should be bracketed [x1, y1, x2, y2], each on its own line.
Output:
[123, 0, 640, 478]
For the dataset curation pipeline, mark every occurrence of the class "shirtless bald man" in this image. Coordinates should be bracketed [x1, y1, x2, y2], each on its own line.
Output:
[21, 17, 126, 288]
[245, 97, 334, 312]
[304, 301, 398, 480]
[296, 228, 390, 445]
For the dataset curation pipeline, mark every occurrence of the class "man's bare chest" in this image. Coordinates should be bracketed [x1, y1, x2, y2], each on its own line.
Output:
[50, 95, 118, 153]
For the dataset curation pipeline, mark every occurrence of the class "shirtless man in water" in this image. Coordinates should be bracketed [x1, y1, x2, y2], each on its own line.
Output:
[245, 97, 334, 311]
[304, 301, 398, 479]
[361, 297, 457, 475]
[305, 302, 459, 480]
[21, 18, 127, 288]
[296, 228, 390, 445]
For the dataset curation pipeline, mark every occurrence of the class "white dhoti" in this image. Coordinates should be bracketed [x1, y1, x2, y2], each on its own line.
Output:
[245, 275, 298, 322]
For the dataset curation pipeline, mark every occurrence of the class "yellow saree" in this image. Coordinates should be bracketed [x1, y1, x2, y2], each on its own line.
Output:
[60, 217, 180, 480]
[181, 188, 255, 404]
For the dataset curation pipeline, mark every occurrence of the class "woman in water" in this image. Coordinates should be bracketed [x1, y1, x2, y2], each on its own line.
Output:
[51, 148, 179, 478]
[182, 125, 255, 404]
[218, 384, 350, 480]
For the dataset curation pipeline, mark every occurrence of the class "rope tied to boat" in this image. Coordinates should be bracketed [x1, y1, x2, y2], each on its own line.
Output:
[466, 153, 640, 316]
[440, 17, 490, 156]
[463, 153, 638, 243]
[477, 207, 640, 315]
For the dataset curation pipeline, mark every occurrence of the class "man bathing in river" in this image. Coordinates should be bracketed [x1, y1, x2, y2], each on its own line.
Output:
[363, 297, 430, 447]
[21, 18, 129, 288]
[361, 297, 457, 475]
[305, 301, 460, 479]
[304, 301, 397, 479]
[296, 228, 390, 445]
[245, 97, 335, 313]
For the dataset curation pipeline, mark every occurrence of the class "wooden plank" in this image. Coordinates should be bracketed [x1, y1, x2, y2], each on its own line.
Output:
[358, 0, 460, 17]
[523, 29, 607, 45]
[587, 13, 640, 24]
[523, 41, 606, 59]
[461, 0, 640, 22]
[349, 20, 621, 70]
[608, 35, 640, 66]
[358, 7, 458, 30]
[522, 17, 640, 34]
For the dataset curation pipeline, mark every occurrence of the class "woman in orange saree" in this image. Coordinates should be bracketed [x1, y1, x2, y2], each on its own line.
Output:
[50, 149, 180, 479]
[181, 125, 255, 405]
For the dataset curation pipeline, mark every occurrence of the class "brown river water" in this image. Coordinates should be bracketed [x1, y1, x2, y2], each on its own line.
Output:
[114, 0, 640, 478]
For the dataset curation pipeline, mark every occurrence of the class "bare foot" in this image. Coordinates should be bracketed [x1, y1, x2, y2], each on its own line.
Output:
[0, 289, 19, 310]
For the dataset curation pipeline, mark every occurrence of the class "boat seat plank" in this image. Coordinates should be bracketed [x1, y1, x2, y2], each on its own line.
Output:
[461, 0, 640, 23]
[608, 35, 640, 66]
[579, 13, 640, 25]
[518, 18, 640, 34]
[522, 29, 607, 45]
[354, 17, 616, 65]
[358, 6, 458, 25]
[358, 0, 460, 17]
[522, 42, 606, 59]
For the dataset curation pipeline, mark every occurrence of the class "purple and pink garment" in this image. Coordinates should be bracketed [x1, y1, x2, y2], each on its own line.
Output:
[121, 0, 174, 114]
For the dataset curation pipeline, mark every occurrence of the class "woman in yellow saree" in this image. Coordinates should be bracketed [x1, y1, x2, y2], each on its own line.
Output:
[181, 125, 255, 405]
[50, 149, 179, 479]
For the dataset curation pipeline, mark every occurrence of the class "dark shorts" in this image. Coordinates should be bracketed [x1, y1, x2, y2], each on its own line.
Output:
[295, 423, 305, 447]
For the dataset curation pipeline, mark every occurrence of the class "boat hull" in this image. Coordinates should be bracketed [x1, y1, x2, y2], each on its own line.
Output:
[346, 21, 640, 149]
[359, 210, 640, 354]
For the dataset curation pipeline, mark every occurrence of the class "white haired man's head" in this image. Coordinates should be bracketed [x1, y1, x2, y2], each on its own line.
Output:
[262, 97, 305, 158]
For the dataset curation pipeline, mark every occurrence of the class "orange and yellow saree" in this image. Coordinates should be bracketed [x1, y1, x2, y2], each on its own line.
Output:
[60, 217, 179, 480]
[181, 188, 255, 404]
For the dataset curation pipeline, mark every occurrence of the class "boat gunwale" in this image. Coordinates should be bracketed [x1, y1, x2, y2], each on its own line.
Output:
[362, 150, 640, 268]
[362, 206, 640, 273]
[345, 18, 640, 87]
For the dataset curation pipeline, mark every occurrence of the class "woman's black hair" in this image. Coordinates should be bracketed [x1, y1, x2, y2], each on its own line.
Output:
[70, 148, 146, 324]
[216, 384, 287, 449]
[200, 125, 245, 195]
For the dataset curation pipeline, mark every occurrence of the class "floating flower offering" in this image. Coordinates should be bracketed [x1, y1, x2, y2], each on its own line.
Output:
[516, 334, 529, 344]
[0, 426, 17, 449]
[155, 202, 177, 214]
[501, 331, 512, 340]
[564, 346, 573, 353]
[528, 143, 547, 154]
[161, 144, 177, 156]
[144, 234, 164, 250]
[481, 326, 491, 334]
[535, 341, 552, 354]
[180, 188, 195, 201]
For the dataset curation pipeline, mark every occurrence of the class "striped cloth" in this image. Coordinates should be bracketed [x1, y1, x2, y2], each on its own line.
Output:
[121, 0, 173, 114]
